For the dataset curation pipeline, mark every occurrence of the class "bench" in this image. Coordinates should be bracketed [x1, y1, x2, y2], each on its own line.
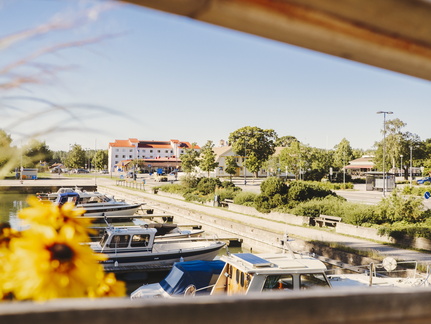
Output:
[314, 215, 342, 228]
[220, 199, 234, 208]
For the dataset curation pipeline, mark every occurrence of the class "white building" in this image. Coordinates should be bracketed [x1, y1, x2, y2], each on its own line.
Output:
[108, 138, 200, 173]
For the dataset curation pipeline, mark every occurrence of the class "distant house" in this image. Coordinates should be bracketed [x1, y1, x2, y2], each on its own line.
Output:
[344, 156, 375, 174]
[211, 146, 252, 177]
[108, 139, 200, 173]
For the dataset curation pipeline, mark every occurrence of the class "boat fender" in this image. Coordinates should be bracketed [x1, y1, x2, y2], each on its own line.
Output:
[184, 285, 196, 297]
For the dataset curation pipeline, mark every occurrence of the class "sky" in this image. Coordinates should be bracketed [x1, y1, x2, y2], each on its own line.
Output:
[1, 0, 431, 152]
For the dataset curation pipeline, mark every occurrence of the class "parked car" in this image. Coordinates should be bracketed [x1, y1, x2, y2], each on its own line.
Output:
[74, 168, 89, 174]
[417, 177, 431, 184]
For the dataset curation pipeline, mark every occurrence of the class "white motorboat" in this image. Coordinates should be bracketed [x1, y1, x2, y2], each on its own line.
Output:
[89, 224, 226, 272]
[210, 252, 331, 295]
[54, 191, 143, 220]
[131, 250, 332, 299]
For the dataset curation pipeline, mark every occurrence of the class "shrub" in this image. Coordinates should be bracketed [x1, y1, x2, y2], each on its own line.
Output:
[233, 191, 258, 206]
[180, 174, 201, 189]
[375, 189, 426, 224]
[287, 181, 336, 202]
[215, 187, 241, 202]
[196, 177, 222, 195]
[377, 221, 431, 240]
[260, 177, 288, 196]
[254, 195, 273, 213]
[289, 195, 375, 225]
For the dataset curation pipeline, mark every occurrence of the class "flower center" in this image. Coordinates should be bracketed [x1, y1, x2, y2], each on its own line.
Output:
[48, 243, 74, 263]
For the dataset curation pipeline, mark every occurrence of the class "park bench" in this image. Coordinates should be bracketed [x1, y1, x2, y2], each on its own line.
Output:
[314, 215, 342, 228]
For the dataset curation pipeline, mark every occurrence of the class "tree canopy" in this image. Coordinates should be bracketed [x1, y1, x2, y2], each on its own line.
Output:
[228, 126, 277, 177]
[180, 143, 200, 173]
[199, 140, 219, 177]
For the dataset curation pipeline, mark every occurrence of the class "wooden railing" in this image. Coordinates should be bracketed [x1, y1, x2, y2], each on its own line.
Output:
[2, 288, 431, 324]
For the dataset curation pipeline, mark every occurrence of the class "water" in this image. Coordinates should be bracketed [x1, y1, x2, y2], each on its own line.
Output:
[1, 193, 242, 295]
[0, 193, 29, 229]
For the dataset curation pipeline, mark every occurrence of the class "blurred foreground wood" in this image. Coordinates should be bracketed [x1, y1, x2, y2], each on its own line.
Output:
[2, 287, 431, 324]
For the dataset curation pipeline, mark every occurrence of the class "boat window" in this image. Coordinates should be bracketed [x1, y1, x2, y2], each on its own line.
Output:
[131, 234, 150, 247]
[263, 275, 294, 291]
[109, 235, 130, 248]
[100, 232, 109, 246]
[299, 274, 330, 290]
[240, 272, 245, 287]
[235, 269, 240, 284]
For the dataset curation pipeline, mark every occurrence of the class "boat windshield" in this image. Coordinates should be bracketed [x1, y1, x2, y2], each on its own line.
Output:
[299, 273, 330, 290]
[100, 232, 109, 247]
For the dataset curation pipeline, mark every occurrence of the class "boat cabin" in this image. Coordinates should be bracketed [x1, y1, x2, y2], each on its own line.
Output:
[56, 192, 80, 206]
[97, 226, 157, 252]
[211, 253, 331, 295]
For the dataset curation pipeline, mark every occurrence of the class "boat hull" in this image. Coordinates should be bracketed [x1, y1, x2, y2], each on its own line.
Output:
[96, 241, 225, 272]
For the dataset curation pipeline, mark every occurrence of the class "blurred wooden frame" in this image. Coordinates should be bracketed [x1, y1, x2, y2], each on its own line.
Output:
[122, 0, 431, 81]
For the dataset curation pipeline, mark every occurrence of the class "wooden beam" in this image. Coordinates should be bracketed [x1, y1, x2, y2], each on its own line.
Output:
[122, 0, 431, 81]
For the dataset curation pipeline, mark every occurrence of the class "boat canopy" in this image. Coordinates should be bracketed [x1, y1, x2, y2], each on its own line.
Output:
[160, 260, 225, 295]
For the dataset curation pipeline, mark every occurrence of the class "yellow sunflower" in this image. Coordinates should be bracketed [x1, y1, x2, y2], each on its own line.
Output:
[7, 226, 107, 301]
[18, 196, 94, 240]
[0, 222, 20, 249]
[89, 271, 126, 298]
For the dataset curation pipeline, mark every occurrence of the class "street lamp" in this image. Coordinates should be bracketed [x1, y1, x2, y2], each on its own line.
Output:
[243, 139, 247, 185]
[377, 111, 393, 196]
[400, 155, 403, 177]
[410, 145, 413, 186]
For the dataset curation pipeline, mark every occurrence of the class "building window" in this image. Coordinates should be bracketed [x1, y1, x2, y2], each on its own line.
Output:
[165, 150, 168, 153]
[129, 155, 132, 158]
[150, 150, 153, 153]
[157, 150, 161, 153]
[115, 155, 118, 158]
[130, 149, 133, 152]
[122, 155, 125, 158]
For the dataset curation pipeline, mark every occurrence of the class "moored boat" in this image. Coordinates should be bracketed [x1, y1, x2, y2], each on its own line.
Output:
[54, 191, 143, 221]
[131, 260, 225, 299]
[88, 224, 226, 272]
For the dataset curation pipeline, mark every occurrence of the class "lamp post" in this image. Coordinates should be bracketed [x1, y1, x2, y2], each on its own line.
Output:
[377, 111, 393, 196]
[400, 155, 403, 178]
[243, 139, 247, 185]
[410, 145, 413, 186]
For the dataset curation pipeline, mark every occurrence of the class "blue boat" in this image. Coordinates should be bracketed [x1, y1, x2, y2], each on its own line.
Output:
[130, 260, 225, 298]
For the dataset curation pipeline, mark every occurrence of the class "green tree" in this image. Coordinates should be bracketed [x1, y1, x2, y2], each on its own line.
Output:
[224, 156, 238, 180]
[275, 135, 298, 147]
[228, 126, 277, 177]
[305, 148, 334, 181]
[65, 144, 86, 169]
[92, 150, 108, 170]
[0, 130, 17, 176]
[22, 139, 53, 168]
[199, 140, 219, 177]
[373, 118, 421, 178]
[279, 141, 309, 180]
[333, 138, 354, 170]
[180, 143, 200, 173]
